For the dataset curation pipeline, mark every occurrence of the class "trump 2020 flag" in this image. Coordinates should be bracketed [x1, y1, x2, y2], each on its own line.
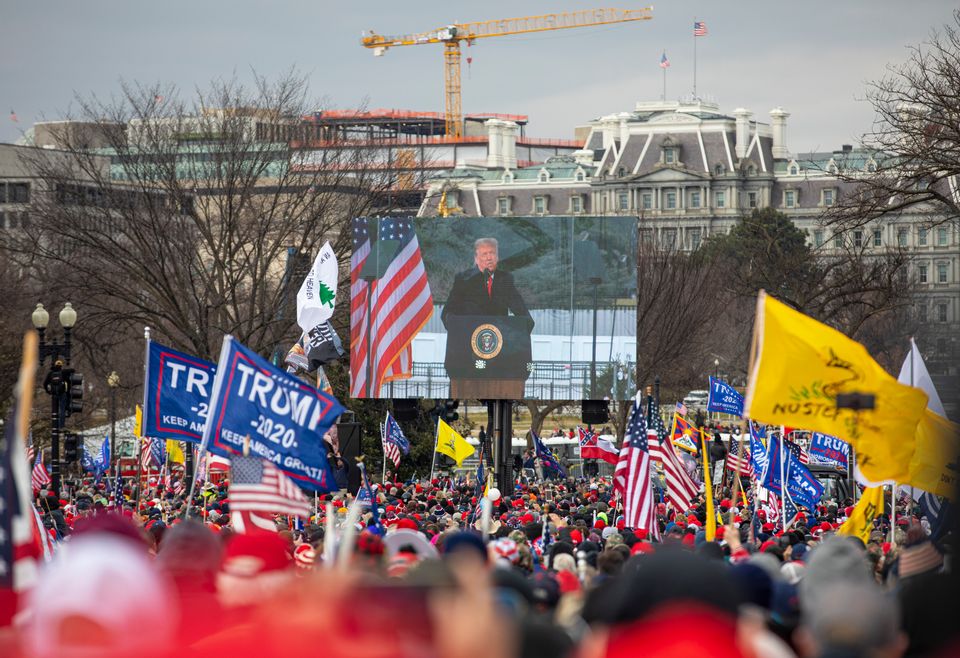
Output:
[297, 241, 338, 334]
[143, 340, 217, 443]
[707, 377, 744, 417]
[201, 335, 345, 492]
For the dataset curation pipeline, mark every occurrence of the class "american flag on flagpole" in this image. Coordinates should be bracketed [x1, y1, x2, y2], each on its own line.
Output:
[725, 437, 752, 476]
[229, 454, 311, 519]
[350, 217, 433, 398]
[784, 437, 809, 465]
[381, 411, 410, 468]
[694, 21, 708, 36]
[675, 401, 687, 416]
[31, 450, 50, 493]
[659, 51, 670, 68]
[613, 399, 659, 538]
[649, 400, 699, 513]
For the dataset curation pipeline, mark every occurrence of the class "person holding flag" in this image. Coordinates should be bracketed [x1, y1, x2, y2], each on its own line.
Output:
[431, 418, 474, 480]
[381, 412, 410, 478]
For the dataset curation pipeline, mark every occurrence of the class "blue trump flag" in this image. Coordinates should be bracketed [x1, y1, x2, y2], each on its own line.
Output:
[532, 430, 566, 479]
[749, 422, 768, 476]
[201, 336, 345, 492]
[808, 432, 850, 469]
[707, 377, 744, 416]
[762, 435, 824, 511]
[143, 341, 217, 443]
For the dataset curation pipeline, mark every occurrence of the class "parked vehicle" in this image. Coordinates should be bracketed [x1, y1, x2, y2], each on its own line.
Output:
[683, 390, 710, 412]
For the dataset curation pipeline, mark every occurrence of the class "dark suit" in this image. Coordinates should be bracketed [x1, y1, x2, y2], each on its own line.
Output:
[441, 268, 533, 329]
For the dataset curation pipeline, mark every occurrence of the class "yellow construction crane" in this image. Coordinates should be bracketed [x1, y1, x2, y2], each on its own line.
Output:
[361, 7, 653, 138]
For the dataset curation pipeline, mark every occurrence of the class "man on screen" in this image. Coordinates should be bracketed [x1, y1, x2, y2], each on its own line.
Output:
[441, 238, 533, 328]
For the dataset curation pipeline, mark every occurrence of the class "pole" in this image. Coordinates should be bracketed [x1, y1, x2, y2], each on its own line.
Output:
[109, 383, 117, 477]
[779, 426, 787, 529]
[693, 18, 698, 99]
[590, 280, 599, 398]
[662, 58, 666, 101]
[429, 416, 439, 482]
[50, 368, 62, 496]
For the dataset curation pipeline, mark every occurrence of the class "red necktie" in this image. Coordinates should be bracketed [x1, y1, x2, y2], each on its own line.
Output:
[486, 276, 492, 298]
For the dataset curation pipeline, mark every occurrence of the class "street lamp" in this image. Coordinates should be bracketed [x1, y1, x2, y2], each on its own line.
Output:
[32, 302, 80, 495]
[108, 371, 120, 475]
[714, 358, 720, 380]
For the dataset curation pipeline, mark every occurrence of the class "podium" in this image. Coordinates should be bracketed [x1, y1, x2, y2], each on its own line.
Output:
[444, 315, 533, 399]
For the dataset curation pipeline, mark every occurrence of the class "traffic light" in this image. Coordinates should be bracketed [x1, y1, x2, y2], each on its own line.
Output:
[442, 399, 460, 423]
[63, 432, 80, 462]
[62, 369, 83, 416]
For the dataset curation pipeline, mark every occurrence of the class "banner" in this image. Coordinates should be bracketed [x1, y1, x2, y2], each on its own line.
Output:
[749, 422, 768, 481]
[297, 241, 338, 334]
[707, 377, 744, 417]
[808, 432, 850, 469]
[671, 414, 699, 454]
[143, 341, 217, 443]
[202, 336, 345, 492]
[837, 486, 884, 544]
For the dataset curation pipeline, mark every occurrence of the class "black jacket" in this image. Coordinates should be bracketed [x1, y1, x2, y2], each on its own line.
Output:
[441, 268, 532, 328]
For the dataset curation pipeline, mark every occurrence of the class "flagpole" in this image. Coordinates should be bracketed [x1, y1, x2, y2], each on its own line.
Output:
[693, 17, 697, 98]
[662, 53, 667, 101]
[380, 419, 387, 484]
[779, 426, 787, 530]
[429, 416, 439, 482]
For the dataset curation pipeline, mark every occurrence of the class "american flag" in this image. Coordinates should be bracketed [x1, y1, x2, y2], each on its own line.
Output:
[229, 454, 311, 519]
[725, 437, 752, 476]
[350, 217, 433, 398]
[659, 52, 670, 69]
[31, 450, 50, 493]
[651, 401, 699, 513]
[139, 438, 152, 471]
[675, 401, 687, 416]
[784, 437, 809, 465]
[613, 399, 659, 537]
[381, 411, 410, 468]
[694, 21, 708, 36]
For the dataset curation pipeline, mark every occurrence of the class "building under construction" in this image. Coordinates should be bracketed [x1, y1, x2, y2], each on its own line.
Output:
[290, 109, 581, 212]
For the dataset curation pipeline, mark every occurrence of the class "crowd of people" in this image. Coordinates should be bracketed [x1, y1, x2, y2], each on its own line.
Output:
[4, 469, 957, 658]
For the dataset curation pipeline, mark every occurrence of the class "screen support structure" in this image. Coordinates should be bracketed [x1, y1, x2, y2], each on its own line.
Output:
[487, 400, 514, 493]
[358, 220, 400, 398]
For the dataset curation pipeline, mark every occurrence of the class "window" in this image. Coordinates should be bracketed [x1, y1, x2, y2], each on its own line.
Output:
[617, 167, 626, 178]
[814, 230, 825, 247]
[617, 191, 629, 211]
[497, 197, 510, 215]
[853, 230, 863, 248]
[937, 227, 948, 246]
[666, 191, 677, 209]
[0, 211, 5, 229]
[0, 183, 6, 204]
[918, 304, 928, 323]
[937, 303, 948, 323]
[641, 229, 654, 245]
[822, 189, 835, 206]
[662, 228, 677, 249]
[937, 338, 948, 355]
[938, 262, 948, 283]
[834, 232, 844, 248]
[873, 229, 882, 247]
[641, 193, 652, 210]
[538, 171, 548, 183]
[784, 190, 796, 208]
[534, 196, 546, 214]
[690, 190, 701, 208]
[747, 192, 757, 208]
[575, 171, 585, 182]
[570, 195, 583, 213]
[898, 228, 908, 247]
[8, 183, 29, 203]
[715, 190, 726, 208]
[866, 162, 876, 173]
[919, 227, 928, 246]
[689, 228, 702, 250]
[714, 164, 724, 176]
[747, 165, 757, 177]
[664, 148, 676, 165]
[789, 164, 799, 176]
[918, 264, 928, 283]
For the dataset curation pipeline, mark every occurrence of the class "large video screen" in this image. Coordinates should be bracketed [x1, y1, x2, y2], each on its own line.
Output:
[349, 216, 637, 400]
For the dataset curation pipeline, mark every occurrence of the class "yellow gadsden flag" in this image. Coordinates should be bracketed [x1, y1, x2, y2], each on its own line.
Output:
[166, 440, 185, 465]
[134, 404, 143, 438]
[837, 487, 885, 544]
[744, 291, 929, 486]
[435, 419, 475, 467]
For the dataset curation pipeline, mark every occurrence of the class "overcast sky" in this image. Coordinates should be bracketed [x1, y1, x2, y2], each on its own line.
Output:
[1, 1, 954, 151]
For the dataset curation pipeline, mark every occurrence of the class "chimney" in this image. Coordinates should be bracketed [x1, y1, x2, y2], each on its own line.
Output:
[734, 108, 752, 160]
[501, 121, 519, 169]
[769, 107, 790, 159]
[486, 119, 503, 168]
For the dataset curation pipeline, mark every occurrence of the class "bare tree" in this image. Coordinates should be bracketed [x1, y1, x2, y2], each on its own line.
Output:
[8, 72, 393, 361]
[635, 240, 729, 397]
[825, 10, 960, 231]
